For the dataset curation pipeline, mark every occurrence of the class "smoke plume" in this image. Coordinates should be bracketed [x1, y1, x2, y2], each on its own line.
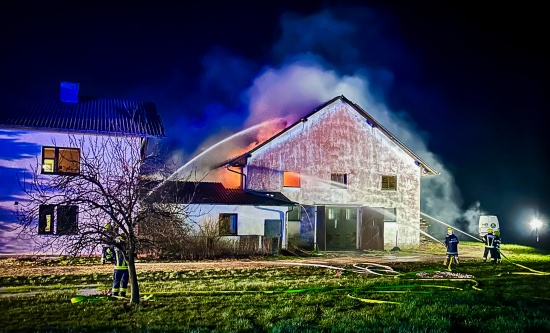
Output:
[175, 5, 483, 234]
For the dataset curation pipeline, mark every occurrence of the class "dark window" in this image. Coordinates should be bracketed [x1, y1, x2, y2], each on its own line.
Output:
[288, 206, 301, 221]
[283, 171, 300, 187]
[219, 213, 238, 235]
[57, 206, 78, 235]
[331, 173, 348, 188]
[38, 204, 78, 235]
[381, 175, 397, 190]
[42, 147, 80, 174]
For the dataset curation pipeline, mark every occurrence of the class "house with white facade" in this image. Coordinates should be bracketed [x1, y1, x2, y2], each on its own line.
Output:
[0, 82, 165, 255]
[218, 95, 438, 251]
[149, 180, 296, 254]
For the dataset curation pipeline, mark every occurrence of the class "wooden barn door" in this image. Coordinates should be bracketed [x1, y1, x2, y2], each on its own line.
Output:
[360, 207, 384, 250]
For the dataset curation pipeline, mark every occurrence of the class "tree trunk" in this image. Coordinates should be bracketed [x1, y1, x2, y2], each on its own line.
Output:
[128, 256, 140, 305]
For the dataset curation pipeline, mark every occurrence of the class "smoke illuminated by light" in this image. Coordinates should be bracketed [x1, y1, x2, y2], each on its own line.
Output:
[173, 6, 484, 233]
[170, 118, 287, 186]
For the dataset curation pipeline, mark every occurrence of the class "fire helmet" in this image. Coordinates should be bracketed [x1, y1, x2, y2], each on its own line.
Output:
[487, 228, 493, 233]
[494, 230, 500, 236]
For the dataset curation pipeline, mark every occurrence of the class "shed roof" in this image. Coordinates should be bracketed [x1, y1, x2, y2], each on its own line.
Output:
[147, 181, 296, 206]
[0, 90, 165, 137]
[220, 95, 438, 175]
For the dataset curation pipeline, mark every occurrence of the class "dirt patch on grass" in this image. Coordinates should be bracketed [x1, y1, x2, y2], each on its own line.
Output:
[0, 242, 485, 277]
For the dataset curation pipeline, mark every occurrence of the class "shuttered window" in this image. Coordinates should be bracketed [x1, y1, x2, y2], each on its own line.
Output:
[381, 175, 397, 190]
[331, 173, 348, 188]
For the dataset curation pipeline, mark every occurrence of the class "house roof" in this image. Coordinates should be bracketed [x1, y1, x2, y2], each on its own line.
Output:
[220, 95, 438, 175]
[0, 90, 165, 137]
[147, 181, 296, 206]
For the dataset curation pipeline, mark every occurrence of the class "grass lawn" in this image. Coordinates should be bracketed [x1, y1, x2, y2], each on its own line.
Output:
[0, 242, 549, 332]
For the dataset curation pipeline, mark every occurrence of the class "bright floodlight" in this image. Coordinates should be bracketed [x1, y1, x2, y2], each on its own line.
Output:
[530, 218, 542, 229]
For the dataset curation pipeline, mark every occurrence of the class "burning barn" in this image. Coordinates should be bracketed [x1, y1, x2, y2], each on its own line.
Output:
[217, 95, 438, 251]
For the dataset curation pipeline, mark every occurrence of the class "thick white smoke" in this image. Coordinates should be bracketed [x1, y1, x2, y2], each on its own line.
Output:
[185, 6, 483, 235]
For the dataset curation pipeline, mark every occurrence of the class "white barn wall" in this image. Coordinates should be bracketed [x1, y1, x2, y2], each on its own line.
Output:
[244, 100, 422, 249]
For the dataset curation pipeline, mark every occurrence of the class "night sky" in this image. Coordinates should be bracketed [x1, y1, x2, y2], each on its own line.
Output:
[1, 1, 548, 249]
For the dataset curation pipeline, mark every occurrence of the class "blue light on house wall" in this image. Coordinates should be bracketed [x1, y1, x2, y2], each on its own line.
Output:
[366, 119, 374, 127]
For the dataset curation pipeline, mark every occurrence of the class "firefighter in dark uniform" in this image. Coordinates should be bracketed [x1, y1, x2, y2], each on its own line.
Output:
[494, 230, 502, 263]
[100, 222, 116, 264]
[483, 228, 496, 263]
[444, 227, 459, 266]
[112, 236, 129, 297]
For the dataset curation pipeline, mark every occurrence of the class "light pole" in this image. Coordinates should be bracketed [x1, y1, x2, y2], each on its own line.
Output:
[530, 218, 542, 242]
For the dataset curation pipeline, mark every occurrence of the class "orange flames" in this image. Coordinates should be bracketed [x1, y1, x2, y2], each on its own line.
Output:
[218, 118, 289, 188]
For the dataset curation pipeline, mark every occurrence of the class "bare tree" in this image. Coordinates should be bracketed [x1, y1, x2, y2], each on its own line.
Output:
[15, 134, 192, 305]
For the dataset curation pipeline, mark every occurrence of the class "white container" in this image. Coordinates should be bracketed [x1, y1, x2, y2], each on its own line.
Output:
[478, 215, 499, 237]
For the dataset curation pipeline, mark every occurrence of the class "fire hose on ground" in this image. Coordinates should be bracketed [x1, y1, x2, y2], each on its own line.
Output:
[72, 215, 548, 303]
[70, 261, 480, 304]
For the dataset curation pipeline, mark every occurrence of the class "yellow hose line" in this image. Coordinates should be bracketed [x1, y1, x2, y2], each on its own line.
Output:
[347, 294, 401, 304]
[412, 278, 481, 291]
[498, 250, 550, 275]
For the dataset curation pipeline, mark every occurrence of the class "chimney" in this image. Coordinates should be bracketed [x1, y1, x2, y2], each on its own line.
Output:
[60, 81, 79, 103]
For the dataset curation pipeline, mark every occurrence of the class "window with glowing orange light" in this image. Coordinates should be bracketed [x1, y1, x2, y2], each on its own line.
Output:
[42, 146, 80, 174]
[283, 171, 300, 187]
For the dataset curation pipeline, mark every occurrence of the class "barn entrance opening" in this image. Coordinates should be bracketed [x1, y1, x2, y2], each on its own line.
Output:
[323, 206, 358, 251]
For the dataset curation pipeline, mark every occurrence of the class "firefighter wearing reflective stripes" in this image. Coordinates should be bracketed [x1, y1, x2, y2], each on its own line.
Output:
[483, 229, 496, 263]
[444, 227, 459, 266]
[112, 240, 129, 297]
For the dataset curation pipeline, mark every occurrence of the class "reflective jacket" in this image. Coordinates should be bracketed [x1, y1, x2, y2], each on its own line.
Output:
[483, 233, 495, 248]
[113, 247, 128, 270]
[444, 234, 459, 255]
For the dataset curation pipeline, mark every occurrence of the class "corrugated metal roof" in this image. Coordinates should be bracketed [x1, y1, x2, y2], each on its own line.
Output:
[0, 90, 165, 137]
[220, 95, 438, 175]
[148, 181, 296, 206]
